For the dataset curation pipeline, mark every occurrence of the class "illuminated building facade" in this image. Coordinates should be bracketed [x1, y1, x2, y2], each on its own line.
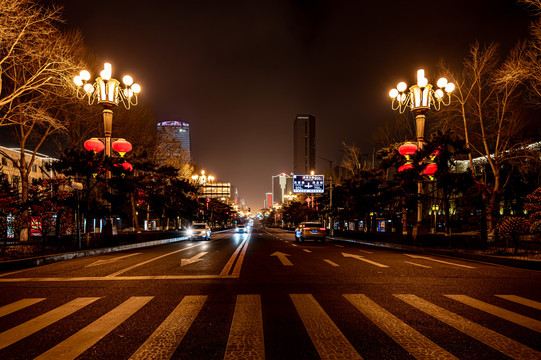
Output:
[157, 120, 191, 161]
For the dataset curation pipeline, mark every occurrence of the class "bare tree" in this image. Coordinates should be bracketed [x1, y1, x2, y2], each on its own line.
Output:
[0, 0, 85, 240]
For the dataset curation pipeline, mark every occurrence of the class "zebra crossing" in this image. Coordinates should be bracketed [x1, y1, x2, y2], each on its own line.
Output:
[0, 293, 539, 359]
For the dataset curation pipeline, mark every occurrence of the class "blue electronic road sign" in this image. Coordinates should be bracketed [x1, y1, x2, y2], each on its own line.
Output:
[293, 175, 324, 193]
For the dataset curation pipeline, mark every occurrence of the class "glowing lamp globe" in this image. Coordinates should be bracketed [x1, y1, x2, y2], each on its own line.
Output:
[423, 163, 438, 176]
[398, 163, 414, 172]
[398, 142, 418, 156]
[84, 138, 105, 153]
[112, 138, 132, 156]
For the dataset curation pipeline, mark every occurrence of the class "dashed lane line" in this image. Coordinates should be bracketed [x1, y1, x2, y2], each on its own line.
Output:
[404, 261, 432, 269]
[324, 259, 339, 267]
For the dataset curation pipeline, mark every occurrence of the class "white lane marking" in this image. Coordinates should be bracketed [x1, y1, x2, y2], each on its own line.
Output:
[224, 295, 265, 360]
[271, 252, 293, 266]
[106, 243, 205, 277]
[345, 294, 457, 359]
[358, 249, 373, 254]
[0, 298, 46, 318]
[36, 297, 153, 360]
[129, 296, 207, 360]
[0, 297, 100, 350]
[404, 261, 432, 269]
[395, 294, 541, 360]
[231, 234, 252, 277]
[85, 253, 142, 267]
[290, 294, 362, 360]
[324, 259, 339, 267]
[342, 252, 389, 268]
[180, 252, 208, 267]
[496, 295, 541, 310]
[303, 249, 312, 253]
[335, 244, 344, 248]
[291, 244, 298, 247]
[404, 254, 475, 269]
[446, 295, 541, 333]
[220, 237, 248, 276]
[0, 275, 232, 282]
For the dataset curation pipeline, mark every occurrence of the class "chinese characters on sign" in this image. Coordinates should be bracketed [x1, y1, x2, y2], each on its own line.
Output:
[293, 175, 325, 193]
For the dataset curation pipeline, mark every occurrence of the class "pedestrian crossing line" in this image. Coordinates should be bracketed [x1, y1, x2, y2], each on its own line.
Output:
[35, 296, 153, 360]
[445, 295, 541, 333]
[324, 259, 340, 267]
[106, 243, 205, 277]
[344, 294, 457, 360]
[129, 295, 207, 360]
[496, 295, 541, 310]
[290, 294, 363, 360]
[224, 295, 265, 360]
[395, 294, 541, 360]
[0, 298, 46, 318]
[404, 261, 432, 269]
[0, 297, 100, 350]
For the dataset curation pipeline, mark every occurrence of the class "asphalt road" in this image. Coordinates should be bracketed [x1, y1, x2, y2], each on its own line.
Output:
[0, 225, 540, 359]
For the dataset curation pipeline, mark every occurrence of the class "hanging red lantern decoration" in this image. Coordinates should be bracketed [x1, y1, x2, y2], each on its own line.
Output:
[398, 163, 414, 172]
[114, 161, 133, 172]
[84, 138, 105, 153]
[398, 142, 417, 156]
[423, 163, 438, 176]
[112, 138, 132, 157]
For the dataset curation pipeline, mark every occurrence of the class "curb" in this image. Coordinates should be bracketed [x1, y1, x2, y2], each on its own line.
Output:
[0, 236, 190, 272]
[328, 236, 541, 271]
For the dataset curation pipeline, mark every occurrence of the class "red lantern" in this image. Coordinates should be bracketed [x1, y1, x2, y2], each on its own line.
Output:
[84, 138, 104, 153]
[398, 142, 417, 156]
[423, 163, 438, 176]
[398, 163, 414, 172]
[112, 138, 132, 157]
[121, 161, 133, 172]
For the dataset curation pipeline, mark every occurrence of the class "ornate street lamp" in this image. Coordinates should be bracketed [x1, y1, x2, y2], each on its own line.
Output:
[389, 69, 454, 239]
[74, 63, 141, 158]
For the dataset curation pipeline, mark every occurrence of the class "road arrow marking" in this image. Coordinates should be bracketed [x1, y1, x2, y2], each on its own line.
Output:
[271, 252, 293, 266]
[404, 254, 475, 269]
[86, 253, 141, 267]
[342, 252, 389, 268]
[181, 252, 208, 267]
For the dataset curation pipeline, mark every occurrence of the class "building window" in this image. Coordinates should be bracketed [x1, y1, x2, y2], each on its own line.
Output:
[32, 165, 37, 173]
[1, 157, 7, 166]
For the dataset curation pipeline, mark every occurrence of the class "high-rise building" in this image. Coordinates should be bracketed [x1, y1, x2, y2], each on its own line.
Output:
[157, 121, 191, 161]
[293, 114, 315, 175]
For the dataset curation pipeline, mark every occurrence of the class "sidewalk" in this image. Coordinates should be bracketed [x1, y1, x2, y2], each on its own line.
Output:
[328, 235, 541, 271]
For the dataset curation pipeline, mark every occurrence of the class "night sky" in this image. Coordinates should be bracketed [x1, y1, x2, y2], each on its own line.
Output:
[54, 0, 531, 211]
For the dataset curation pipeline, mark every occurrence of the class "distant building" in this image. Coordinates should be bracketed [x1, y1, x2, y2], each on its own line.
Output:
[272, 172, 293, 206]
[157, 121, 191, 161]
[200, 182, 232, 202]
[0, 146, 56, 187]
[293, 114, 316, 175]
[265, 192, 273, 209]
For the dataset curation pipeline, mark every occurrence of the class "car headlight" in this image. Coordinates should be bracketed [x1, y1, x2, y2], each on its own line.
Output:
[186, 229, 193, 235]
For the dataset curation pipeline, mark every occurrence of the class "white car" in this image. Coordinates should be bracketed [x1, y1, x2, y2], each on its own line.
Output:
[188, 223, 211, 240]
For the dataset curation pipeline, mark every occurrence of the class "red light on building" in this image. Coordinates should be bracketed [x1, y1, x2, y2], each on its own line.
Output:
[84, 138, 105, 153]
[112, 138, 132, 156]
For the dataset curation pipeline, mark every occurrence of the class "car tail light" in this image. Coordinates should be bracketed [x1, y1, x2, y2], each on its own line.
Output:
[319, 228, 326, 231]
[303, 227, 310, 231]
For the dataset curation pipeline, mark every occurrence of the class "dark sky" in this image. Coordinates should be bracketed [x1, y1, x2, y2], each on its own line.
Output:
[55, 0, 532, 211]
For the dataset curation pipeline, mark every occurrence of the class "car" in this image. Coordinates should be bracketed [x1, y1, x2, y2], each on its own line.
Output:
[295, 221, 326, 243]
[187, 223, 211, 240]
[235, 224, 247, 233]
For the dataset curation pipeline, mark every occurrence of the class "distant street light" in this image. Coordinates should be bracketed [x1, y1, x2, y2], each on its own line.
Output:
[191, 170, 215, 185]
[389, 69, 454, 239]
[432, 204, 440, 234]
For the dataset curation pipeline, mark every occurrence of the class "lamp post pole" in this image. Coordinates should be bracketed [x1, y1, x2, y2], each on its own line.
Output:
[74, 62, 141, 237]
[389, 69, 454, 240]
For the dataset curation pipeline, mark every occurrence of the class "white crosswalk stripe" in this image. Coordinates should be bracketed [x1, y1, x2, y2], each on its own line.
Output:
[395, 294, 541, 360]
[446, 295, 541, 333]
[0, 293, 539, 359]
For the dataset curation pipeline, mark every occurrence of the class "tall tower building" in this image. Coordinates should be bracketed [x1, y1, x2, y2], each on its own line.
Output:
[293, 114, 315, 174]
[157, 121, 191, 161]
